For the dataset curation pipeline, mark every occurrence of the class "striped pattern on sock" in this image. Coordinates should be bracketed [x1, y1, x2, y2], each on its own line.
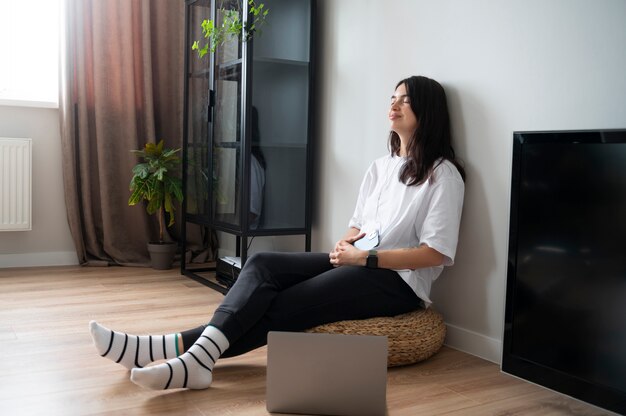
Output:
[130, 325, 229, 390]
[89, 321, 179, 370]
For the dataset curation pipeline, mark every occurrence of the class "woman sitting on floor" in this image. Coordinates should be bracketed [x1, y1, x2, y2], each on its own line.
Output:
[90, 75, 466, 390]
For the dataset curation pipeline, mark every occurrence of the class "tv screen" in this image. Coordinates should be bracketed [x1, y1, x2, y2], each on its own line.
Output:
[503, 129, 626, 414]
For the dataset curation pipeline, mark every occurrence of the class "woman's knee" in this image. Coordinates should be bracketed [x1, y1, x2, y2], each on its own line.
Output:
[235, 252, 280, 286]
[242, 252, 298, 276]
[242, 252, 273, 270]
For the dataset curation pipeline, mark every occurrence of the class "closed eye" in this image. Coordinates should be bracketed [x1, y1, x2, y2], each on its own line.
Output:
[391, 94, 410, 104]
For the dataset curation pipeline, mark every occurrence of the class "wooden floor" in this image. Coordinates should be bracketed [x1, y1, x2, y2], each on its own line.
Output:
[0, 266, 611, 416]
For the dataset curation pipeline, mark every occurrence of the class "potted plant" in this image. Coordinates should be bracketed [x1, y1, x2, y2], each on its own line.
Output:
[128, 140, 184, 270]
[191, 0, 269, 58]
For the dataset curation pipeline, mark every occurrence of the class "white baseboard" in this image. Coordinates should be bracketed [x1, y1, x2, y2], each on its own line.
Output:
[0, 251, 79, 268]
[444, 322, 502, 364]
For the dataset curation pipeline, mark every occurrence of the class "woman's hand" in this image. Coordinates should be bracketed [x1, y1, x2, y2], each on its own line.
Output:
[332, 232, 364, 253]
[329, 233, 366, 267]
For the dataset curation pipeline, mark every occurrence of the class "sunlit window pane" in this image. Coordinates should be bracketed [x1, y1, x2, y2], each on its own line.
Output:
[0, 0, 61, 105]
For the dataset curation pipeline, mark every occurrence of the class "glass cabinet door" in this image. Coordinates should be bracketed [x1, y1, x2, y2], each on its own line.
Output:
[250, 0, 311, 231]
[212, 0, 243, 229]
[185, 0, 213, 218]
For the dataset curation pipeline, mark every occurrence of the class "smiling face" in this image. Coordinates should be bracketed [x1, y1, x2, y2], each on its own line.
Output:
[388, 82, 418, 139]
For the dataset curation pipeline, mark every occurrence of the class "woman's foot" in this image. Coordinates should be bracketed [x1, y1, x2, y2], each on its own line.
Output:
[130, 325, 229, 390]
[89, 321, 181, 369]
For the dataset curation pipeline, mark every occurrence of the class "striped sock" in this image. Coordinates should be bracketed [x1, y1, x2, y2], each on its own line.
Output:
[130, 325, 229, 390]
[89, 321, 181, 370]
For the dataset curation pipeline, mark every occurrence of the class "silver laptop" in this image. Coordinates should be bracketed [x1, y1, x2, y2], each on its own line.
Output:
[266, 331, 388, 416]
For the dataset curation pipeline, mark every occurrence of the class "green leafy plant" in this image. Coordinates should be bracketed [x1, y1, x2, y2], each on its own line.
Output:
[192, 0, 269, 58]
[128, 140, 184, 243]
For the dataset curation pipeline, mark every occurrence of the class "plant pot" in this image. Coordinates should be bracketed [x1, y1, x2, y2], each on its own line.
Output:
[147, 242, 177, 270]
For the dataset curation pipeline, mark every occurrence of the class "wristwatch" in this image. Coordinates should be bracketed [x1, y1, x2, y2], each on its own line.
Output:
[366, 250, 378, 268]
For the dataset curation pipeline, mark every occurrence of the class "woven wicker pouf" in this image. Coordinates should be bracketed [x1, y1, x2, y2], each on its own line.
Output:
[306, 308, 446, 367]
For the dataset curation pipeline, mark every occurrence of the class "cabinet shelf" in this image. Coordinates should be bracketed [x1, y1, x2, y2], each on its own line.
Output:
[213, 141, 306, 149]
[253, 57, 309, 67]
[217, 58, 243, 70]
[254, 141, 307, 149]
[213, 141, 241, 149]
[188, 68, 211, 78]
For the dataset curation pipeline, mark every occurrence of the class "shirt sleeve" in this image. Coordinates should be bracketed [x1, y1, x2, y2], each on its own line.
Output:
[348, 162, 376, 230]
[417, 175, 465, 266]
[250, 156, 265, 216]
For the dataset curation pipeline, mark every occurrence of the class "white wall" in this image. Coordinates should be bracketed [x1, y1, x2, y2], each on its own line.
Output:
[0, 105, 77, 267]
[314, 0, 626, 363]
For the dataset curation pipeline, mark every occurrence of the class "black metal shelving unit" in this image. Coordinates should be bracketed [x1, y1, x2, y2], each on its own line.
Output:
[181, 0, 315, 293]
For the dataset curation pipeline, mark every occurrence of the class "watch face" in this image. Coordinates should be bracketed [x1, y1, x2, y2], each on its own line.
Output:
[367, 255, 378, 268]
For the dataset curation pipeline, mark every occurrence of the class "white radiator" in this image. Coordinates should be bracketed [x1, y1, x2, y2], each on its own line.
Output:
[0, 138, 32, 231]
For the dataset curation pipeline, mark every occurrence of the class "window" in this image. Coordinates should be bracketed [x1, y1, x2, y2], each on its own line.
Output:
[0, 0, 61, 108]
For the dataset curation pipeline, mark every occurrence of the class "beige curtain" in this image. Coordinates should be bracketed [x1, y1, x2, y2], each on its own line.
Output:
[60, 0, 215, 266]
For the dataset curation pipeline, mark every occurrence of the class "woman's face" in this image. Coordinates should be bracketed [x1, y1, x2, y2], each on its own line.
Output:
[388, 82, 418, 136]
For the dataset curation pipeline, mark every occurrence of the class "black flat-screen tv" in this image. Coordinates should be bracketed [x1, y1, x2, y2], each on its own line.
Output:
[503, 129, 626, 415]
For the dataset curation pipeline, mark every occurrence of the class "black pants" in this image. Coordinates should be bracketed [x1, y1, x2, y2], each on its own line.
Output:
[181, 252, 423, 357]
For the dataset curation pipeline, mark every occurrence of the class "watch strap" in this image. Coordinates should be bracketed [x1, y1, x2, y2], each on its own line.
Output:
[366, 250, 378, 268]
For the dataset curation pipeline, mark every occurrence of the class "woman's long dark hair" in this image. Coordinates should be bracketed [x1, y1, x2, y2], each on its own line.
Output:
[389, 76, 465, 185]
